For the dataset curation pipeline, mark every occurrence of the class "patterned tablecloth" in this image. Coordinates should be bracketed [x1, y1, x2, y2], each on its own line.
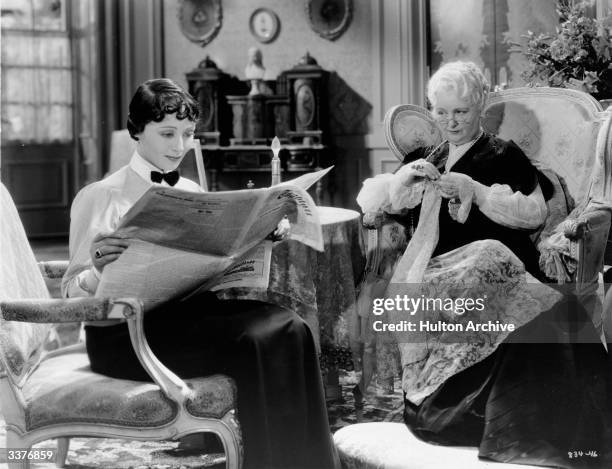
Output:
[217, 206, 366, 371]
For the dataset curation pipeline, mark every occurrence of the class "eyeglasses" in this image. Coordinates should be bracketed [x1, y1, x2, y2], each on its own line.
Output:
[433, 109, 473, 124]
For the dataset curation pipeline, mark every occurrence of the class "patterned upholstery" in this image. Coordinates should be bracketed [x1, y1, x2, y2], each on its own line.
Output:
[482, 88, 606, 206]
[0, 182, 243, 469]
[334, 423, 542, 469]
[0, 183, 52, 386]
[24, 352, 236, 430]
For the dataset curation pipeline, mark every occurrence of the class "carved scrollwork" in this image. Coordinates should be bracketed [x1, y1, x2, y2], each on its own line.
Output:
[178, 0, 223, 47]
[306, 0, 352, 41]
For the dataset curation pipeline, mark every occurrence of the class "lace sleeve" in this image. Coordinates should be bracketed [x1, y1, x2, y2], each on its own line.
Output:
[476, 183, 547, 229]
[357, 173, 425, 214]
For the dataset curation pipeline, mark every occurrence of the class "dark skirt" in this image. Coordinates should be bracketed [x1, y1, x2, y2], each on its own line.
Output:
[85, 292, 337, 469]
[403, 297, 612, 469]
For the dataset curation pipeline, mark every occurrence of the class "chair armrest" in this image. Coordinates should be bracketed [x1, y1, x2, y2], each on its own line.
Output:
[119, 298, 192, 404]
[562, 209, 610, 241]
[1, 297, 193, 405]
[571, 209, 611, 292]
[1, 298, 117, 322]
[538, 209, 611, 285]
[38, 260, 69, 279]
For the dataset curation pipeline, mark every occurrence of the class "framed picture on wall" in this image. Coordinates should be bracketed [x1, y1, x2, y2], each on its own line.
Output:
[249, 8, 280, 44]
[306, 0, 352, 41]
[178, 0, 223, 46]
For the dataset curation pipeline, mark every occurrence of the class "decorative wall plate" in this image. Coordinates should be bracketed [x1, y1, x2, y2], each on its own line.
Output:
[249, 8, 280, 43]
[178, 0, 223, 47]
[306, 0, 352, 41]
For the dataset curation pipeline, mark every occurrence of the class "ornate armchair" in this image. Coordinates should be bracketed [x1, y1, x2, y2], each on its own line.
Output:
[0, 182, 242, 469]
[340, 87, 612, 468]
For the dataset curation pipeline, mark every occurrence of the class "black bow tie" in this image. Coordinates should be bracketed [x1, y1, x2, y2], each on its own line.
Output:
[150, 170, 179, 186]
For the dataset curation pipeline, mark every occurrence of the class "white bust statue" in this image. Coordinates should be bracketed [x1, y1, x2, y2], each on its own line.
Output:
[245, 47, 265, 95]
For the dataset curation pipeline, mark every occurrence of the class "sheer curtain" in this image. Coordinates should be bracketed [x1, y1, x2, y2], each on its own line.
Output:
[1, 0, 73, 143]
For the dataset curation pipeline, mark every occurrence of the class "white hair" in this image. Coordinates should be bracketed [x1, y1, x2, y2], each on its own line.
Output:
[427, 61, 490, 110]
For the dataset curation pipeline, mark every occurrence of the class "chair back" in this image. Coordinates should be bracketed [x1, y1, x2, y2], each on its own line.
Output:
[383, 104, 443, 161]
[482, 87, 612, 207]
[0, 183, 52, 387]
[384, 88, 612, 224]
[108, 129, 208, 190]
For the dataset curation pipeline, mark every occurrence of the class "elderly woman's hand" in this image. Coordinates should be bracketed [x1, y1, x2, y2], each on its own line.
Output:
[90, 232, 130, 271]
[396, 159, 441, 186]
[436, 172, 475, 201]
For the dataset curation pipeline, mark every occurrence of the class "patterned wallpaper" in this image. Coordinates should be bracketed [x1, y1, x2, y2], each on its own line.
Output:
[430, 0, 558, 87]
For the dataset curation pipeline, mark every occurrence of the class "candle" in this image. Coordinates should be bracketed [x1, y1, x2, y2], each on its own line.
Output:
[271, 136, 281, 185]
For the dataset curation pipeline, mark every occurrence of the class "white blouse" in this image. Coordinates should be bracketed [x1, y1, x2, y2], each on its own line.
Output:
[357, 139, 547, 230]
[62, 151, 202, 299]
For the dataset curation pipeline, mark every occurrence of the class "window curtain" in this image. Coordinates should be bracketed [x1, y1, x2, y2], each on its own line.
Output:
[1, 0, 73, 143]
[98, 0, 164, 177]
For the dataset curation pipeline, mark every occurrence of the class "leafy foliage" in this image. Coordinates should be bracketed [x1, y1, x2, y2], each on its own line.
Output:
[511, 1, 612, 98]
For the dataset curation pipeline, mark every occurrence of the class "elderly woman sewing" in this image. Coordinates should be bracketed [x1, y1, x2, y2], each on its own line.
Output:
[357, 61, 610, 467]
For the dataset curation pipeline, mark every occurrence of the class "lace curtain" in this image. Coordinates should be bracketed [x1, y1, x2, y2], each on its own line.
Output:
[1, 0, 73, 143]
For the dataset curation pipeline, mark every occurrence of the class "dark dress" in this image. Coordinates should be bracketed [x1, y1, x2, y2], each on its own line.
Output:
[396, 133, 553, 277]
[85, 292, 337, 469]
[394, 134, 611, 468]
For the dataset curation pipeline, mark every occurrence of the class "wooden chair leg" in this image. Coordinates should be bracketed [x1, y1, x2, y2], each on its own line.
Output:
[56, 437, 69, 468]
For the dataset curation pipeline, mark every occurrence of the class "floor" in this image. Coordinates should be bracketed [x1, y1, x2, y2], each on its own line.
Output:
[31, 237, 69, 262]
[0, 364, 402, 468]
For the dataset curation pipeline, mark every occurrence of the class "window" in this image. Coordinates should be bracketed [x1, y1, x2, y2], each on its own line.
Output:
[1, 0, 73, 143]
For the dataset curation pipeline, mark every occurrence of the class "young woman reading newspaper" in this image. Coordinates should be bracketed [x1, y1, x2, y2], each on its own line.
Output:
[62, 78, 338, 469]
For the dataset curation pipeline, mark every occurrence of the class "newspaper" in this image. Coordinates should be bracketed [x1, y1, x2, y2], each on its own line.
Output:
[96, 167, 333, 310]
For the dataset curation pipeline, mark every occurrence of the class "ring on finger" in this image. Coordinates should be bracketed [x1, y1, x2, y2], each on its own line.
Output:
[94, 248, 103, 259]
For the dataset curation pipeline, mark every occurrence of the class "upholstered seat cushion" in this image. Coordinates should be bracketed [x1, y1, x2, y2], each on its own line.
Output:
[23, 352, 236, 431]
[333, 423, 542, 469]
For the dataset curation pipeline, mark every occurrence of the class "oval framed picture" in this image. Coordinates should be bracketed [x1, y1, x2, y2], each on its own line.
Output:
[178, 0, 223, 46]
[249, 8, 280, 44]
[306, 0, 352, 41]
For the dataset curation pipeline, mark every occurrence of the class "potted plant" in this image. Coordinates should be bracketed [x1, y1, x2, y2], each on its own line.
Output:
[511, 0, 612, 101]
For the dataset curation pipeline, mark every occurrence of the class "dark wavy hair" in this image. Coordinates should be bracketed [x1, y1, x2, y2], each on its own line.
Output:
[127, 78, 200, 140]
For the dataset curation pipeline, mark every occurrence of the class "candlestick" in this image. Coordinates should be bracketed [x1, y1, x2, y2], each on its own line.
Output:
[271, 136, 281, 186]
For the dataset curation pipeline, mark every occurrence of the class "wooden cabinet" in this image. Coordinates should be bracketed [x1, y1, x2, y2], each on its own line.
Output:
[201, 143, 333, 204]
[187, 53, 333, 202]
